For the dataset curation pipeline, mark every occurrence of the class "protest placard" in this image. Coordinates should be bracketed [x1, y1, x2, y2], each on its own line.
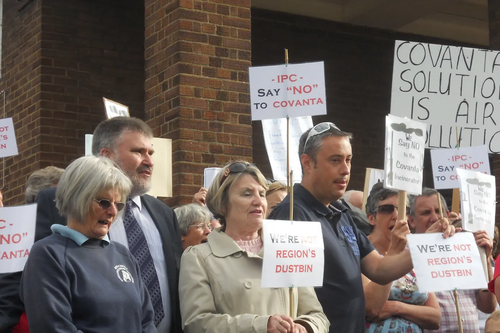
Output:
[407, 232, 487, 293]
[362, 168, 385, 212]
[0, 204, 37, 273]
[103, 98, 130, 119]
[456, 168, 496, 238]
[249, 62, 326, 120]
[430, 145, 490, 189]
[261, 116, 313, 184]
[0, 118, 18, 158]
[204, 167, 221, 189]
[384, 115, 426, 195]
[391, 40, 500, 154]
[261, 220, 324, 288]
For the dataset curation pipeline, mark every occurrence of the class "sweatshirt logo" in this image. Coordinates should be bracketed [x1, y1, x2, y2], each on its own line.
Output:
[115, 265, 134, 283]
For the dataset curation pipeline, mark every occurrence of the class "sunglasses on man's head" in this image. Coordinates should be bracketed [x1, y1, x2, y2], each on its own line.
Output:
[303, 122, 341, 152]
[219, 162, 254, 186]
[377, 204, 410, 215]
[94, 199, 125, 212]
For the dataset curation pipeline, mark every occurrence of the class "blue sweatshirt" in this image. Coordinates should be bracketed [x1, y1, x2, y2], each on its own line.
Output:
[20, 226, 157, 333]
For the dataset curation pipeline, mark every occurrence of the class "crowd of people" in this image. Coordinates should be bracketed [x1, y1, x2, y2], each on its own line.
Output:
[0, 117, 499, 333]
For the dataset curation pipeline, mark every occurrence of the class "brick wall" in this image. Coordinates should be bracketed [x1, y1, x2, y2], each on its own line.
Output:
[0, 0, 43, 204]
[1, 0, 145, 204]
[144, 0, 252, 207]
[251, 9, 493, 211]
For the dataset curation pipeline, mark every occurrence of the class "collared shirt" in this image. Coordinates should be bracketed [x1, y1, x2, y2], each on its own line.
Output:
[109, 196, 170, 333]
[51, 224, 110, 246]
[269, 183, 374, 333]
[425, 290, 479, 333]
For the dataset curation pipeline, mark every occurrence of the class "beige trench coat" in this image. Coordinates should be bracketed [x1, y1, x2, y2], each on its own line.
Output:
[179, 229, 330, 333]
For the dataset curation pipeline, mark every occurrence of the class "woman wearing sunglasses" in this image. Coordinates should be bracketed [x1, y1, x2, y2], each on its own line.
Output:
[179, 162, 329, 333]
[363, 182, 441, 332]
[20, 156, 157, 333]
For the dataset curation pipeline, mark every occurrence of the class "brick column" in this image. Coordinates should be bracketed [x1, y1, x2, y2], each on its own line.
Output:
[0, 0, 43, 203]
[488, 0, 500, 226]
[144, 0, 252, 207]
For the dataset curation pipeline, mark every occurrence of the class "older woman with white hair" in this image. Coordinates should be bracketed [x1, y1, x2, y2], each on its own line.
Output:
[179, 161, 329, 333]
[175, 203, 213, 250]
[20, 156, 157, 333]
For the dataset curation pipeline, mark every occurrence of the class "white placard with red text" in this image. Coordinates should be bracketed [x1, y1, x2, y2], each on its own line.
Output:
[0, 118, 19, 158]
[0, 204, 37, 273]
[407, 232, 486, 293]
[456, 168, 496, 238]
[430, 145, 490, 189]
[249, 62, 327, 120]
[261, 220, 324, 288]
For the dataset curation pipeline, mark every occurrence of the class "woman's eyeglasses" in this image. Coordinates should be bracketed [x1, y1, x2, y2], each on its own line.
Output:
[377, 204, 410, 216]
[94, 199, 125, 212]
[303, 122, 340, 152]
[219, 162, 254, 185]
[190, 223, 213, 231]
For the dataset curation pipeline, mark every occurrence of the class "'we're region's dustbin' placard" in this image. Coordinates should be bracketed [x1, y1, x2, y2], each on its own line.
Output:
[261, 220, 324, 288]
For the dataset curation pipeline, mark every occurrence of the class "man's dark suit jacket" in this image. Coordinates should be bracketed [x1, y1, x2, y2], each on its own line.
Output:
[0, 187, 184, 333]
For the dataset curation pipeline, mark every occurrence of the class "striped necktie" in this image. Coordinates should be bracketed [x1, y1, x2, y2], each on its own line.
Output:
[123, 198, 164, 326]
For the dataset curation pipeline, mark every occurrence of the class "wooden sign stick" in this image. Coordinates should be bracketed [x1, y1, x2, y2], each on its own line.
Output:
[289, 169, 294, 318]
[398, 190, 407, 220]
[453, 289, 464, 333]
[452, 126, 461, 213]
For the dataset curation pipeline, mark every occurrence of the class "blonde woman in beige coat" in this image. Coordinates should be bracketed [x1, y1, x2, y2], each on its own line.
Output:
[179, 162, 329, 333]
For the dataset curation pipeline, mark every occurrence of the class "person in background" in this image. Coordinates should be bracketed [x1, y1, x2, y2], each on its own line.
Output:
[179, 162, 329, 333]
[192, 187, 221, 229]
[343, 190, 364, 210]
[409, 188, 496, 332]
[20, 156, 156, 333]
[0, 166, 65, 333]
[363, 183, 440, 332]
[175, 203, 212, 251]
[0, 190, 3, 207]
[485, 310, 500, 333]
[265, 181, 287, 218]
[340, 190, 372, 236]
[25, 166, 64, 204]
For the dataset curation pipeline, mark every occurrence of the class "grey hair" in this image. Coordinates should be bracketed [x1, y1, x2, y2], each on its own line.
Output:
[25, 166, 65, 204]
[365, 182, 401, 215]
[206, 161, 268, 228]
[298, 124, 353, 174]
[91, 117, 153, 155]
[174, 203, 211, 236]
[408, 187, 448, 217]
[56, 156, 132, 223]
[343, 190, 362, 203]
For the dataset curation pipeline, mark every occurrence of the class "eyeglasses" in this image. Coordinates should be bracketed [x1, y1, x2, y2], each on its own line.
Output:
[376, 204, 410, 216]
[190, 223, 214, 231]
[219, 162, 254, 186]
[303, 122, 340, 152]
[94, 199, 125, 212]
